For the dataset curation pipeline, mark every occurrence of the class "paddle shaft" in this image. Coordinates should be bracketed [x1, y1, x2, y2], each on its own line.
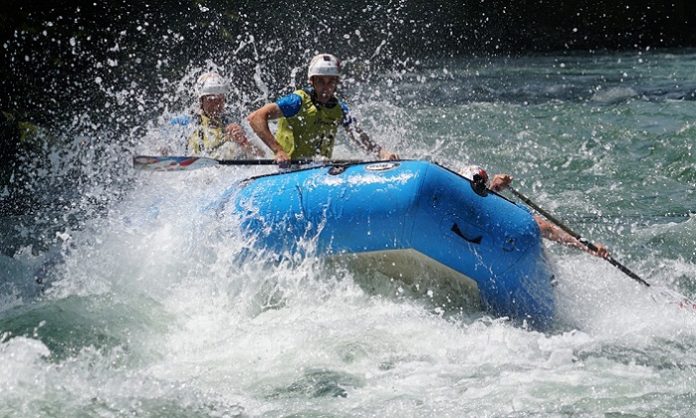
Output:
[215, 158, 363, 166]
[508, 186, 651, 287]
[132, 155, 364, 171]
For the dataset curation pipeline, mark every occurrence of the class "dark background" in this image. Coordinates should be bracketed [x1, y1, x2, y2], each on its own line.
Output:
[1, 0, 695, 183]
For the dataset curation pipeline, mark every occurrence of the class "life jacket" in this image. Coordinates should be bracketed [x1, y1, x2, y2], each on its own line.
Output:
[186, 113, 229, 155]
[274, 88, 344, 158]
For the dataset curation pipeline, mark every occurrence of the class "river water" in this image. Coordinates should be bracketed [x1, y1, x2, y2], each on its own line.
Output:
[2, 50, 696, 417]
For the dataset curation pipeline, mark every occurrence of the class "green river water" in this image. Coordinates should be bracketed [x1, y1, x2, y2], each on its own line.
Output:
[1, 50, 696, 417]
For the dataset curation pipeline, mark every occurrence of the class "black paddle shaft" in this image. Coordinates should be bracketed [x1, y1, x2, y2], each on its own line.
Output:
[132, 155, 367, 171]
[216, 158, 364, 166]
[508, 187, 651, 287]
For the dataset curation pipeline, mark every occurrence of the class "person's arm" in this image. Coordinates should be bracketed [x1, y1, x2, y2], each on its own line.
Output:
[247, 103, 290, 162]
[225, 123, 265, 157]
[344, 124, 399, 160]
[491, 173, 609, 258]
[341, 102, 398, 160]
[534, 215, 609, 258]
[490, 173, 513, 192]
[169, 115, 192, 126]
[161, 114, 193, 156]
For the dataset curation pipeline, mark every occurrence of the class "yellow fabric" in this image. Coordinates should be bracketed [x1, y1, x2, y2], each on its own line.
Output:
[187, 113, 227, 155]
[274, 90, 343, 158]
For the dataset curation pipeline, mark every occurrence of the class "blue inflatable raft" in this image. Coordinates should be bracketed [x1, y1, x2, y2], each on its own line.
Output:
[225, 160, 556, 328]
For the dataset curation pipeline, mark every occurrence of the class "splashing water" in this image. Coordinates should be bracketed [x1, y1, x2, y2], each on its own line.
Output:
[2, 18, 696, 415]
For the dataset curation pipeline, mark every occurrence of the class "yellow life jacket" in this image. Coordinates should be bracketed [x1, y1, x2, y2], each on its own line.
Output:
[274, 89, 344, 158]
[187, 113, 228, 155]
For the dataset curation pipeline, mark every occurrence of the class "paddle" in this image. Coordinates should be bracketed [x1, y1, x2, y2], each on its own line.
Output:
[506, 186, 696, 312]
[132, 155, 363, 171]
[507, 186, 651, 287]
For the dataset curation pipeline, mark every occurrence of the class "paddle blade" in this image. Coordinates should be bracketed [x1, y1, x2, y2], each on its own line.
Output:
[133, 156, 219, 171]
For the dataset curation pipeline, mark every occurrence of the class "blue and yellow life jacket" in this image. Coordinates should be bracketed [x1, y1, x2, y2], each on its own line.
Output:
[186, 113, 229, 155]
[275, 89, 344, 158]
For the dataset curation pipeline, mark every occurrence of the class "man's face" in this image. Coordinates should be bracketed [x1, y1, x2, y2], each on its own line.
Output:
[311, 76, 339, 104]
[201, 94, 225, 116]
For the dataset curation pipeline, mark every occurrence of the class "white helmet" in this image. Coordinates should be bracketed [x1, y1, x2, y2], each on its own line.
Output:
[307, 53, 340, 80]
[196, 71, 227, 98]
[459, 165, 489, 187]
